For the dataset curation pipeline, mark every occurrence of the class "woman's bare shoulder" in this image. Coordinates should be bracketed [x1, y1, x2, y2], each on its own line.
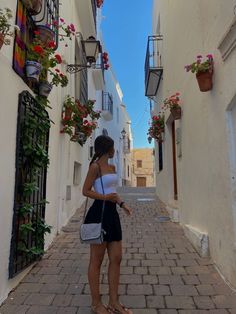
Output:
[109, 164, 116, 172]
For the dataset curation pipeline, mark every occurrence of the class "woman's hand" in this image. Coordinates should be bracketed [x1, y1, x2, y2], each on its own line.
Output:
[122, 204, 132, 216]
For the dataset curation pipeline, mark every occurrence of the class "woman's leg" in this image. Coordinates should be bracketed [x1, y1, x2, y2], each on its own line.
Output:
[89, 242, 107, 308]
[107, 241, 122, 306]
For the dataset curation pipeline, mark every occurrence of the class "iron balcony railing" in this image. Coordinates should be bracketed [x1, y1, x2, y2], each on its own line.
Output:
[102, 92, 113, 115]
[145, 35, 163, 97]
[123, 137, 131, 154]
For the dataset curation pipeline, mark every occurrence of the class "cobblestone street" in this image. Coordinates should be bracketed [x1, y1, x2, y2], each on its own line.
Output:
[1, 188, 236, 314]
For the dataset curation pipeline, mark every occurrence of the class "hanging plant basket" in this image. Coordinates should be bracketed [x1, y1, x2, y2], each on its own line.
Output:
[22, 0, 43, 15]
[0, 32, 4, 50]
[196, 70, 213, 92]
[36, 25, 55, 45]
[71, 130, 87, 146]
[170, 106, 182, 120]
[38, 81, 52, 97]
[25, 60, 41, 81]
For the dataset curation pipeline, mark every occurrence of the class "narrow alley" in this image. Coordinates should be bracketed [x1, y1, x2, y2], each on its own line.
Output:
[0, 188, 235, 314]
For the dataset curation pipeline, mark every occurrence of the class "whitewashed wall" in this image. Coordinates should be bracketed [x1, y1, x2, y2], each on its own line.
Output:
[0, 0, 93, 304]
[153, 0, 236, 286]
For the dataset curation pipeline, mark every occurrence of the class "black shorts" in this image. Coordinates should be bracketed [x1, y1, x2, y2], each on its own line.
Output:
[84, 199, 122, 242]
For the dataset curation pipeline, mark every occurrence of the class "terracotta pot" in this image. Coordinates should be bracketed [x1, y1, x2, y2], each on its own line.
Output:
[39, 81, 52, 97]
[36, 25, 55, 45]
[22, 0, 42, 15]
[65, 107, 73, 119]
[25, 60, 41, 81]
[170, 106, 181, 120]
[196, 70, 213, 92]
[0, 33, 4, 50]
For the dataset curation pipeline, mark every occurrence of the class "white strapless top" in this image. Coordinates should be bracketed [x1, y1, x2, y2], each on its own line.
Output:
[93, 173, 118, 195]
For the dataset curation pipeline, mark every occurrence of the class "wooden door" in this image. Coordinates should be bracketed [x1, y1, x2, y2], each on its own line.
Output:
[137, 177, 147, 187]
[172, 122, 178, 200]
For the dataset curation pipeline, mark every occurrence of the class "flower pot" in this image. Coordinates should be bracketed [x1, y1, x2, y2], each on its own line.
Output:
[39, 81, 52, 97]
[36, 25, 54, 45]
[65, 107, 73, 119]
[71, 131, 87, 145]
[22, 0, 42, 15]
[196, 70, 213, 92]
[170, 106, 182, 120]
[0, 33, 4, 50]
[25, 60, 41, 81]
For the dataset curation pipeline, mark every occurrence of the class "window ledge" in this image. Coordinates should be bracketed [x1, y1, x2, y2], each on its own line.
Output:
[218, 16, 236, 61]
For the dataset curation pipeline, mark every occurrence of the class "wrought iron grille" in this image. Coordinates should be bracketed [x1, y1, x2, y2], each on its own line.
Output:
[145, 35, 163, 97]
[13, 0, 59, 87]
[158, 142, 163, 171]
[123, 137, 131, 154]
[9, 91, 50, 278]
[91, 0, 97, 30]
[102, 92, 113, 115]
[79, 48, 88, 104]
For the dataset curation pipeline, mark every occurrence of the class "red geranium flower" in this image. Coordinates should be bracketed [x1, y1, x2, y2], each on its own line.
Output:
[33, 45, 44, 55]
[55, 54, 62, 64]
[48, 40, 56, 48]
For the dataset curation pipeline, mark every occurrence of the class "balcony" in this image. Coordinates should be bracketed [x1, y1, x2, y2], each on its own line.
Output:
[145, 35, 163, 97]
[75, 0, 97, 39]
[102, 92, 113, 121]
[123, 137, 131, 154]
[91, 52, 105, 90]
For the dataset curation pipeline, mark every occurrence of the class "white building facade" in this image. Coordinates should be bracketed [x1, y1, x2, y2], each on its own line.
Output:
[0, 0, 131, 304]
[147, 0, 236, 287]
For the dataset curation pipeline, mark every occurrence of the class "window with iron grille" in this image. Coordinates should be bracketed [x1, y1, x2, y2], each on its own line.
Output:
[159, 142, 163, 171]
[9, 91, 50, 278]
[102, 92, 113, 114]
[137, 160, 142, 168]
[13, 0, 59, 89]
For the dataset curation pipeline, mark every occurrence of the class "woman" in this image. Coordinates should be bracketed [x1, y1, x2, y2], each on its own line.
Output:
[82, 135, 133, 314]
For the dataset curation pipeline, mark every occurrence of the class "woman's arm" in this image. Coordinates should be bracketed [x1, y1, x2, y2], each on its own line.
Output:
[82, 163, 119, 203]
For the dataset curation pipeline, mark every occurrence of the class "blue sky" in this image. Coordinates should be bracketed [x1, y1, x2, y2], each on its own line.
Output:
[101, 0, 153, 148]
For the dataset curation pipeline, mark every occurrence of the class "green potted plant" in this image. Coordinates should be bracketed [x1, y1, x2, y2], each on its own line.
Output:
[148, 113, 165, 143]
[185, 54, 214, 92]
[38, 40, 68, 97]
[36, 18, 76, 46]
[25, 40, 44, 81]
[163, 93, 182, 120]
[0, 8, 13, 50]
[21, 0, 43, 15]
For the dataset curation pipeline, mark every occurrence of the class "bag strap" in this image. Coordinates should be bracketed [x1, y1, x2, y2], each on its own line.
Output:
[96, 163, 106, 224]
[82, 162, 106, 223]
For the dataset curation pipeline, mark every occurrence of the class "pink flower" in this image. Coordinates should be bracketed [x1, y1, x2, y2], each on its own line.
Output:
[70, 24, 75, 32]
[60, 18, 65, 23]
[197, 55, 202, 59]
[206, 54, 213, 59]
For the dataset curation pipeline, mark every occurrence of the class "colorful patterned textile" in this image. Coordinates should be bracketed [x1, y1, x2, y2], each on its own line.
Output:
[13, 1, 27, 77]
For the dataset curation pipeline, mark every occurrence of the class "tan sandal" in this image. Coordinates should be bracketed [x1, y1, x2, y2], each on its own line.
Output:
[107, 303, 133, 314]
[91, 303, 110, 314]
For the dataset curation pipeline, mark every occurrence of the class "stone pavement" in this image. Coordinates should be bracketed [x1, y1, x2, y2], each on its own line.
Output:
[1, 187, 236, 314]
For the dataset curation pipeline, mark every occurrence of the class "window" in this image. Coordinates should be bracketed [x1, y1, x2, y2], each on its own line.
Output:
[13, 0, 59, 88]
[73, 162, 82, 185]
[74, 41, 88, 104]
[117, 107, 119, 124]
[127, 165, 130, 177]
[102, 128, 108, 136]
[159, 142, 163, 171]
[89, 146, 94, 159]
[137, 160, 142, 168]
